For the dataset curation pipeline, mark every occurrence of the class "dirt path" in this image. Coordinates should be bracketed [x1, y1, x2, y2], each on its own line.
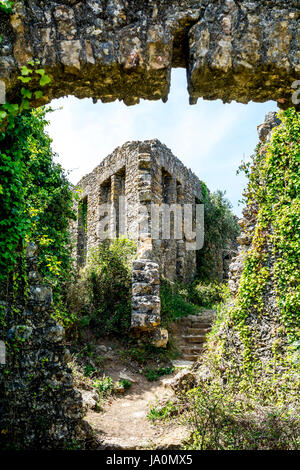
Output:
[85, 370, 189, 450]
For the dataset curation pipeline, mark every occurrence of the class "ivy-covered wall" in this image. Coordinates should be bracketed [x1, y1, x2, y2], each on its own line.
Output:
[215, 108, 299, 381]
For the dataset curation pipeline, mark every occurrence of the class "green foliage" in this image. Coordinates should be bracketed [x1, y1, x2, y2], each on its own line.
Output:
[84, 364, 96, 377]
[93, 375, 114, 398]
[197, 190, 240, 281]
[0, 61, 53, 284]
[119, 379, 132, 390]
[160, 280, 198, 325]
[228, 108, 300, 371]
[160, 279, 228, 325]
[147, 401, 177, 421]
[184, 381, 299, 450]
[124, 340, 175, 365]
[200, 181, 208, 203]
[144, 366, 174, 382]
[0, 107, 76, 323]
[0, 0, 13, 15]
[78, 197, 88, 232]
[186, 281, 228, 308]
[67, 238, 136, 335]
[175, 109, 300, 451]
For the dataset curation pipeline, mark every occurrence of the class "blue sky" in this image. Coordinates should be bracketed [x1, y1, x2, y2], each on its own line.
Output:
[46, 68, 277, 218]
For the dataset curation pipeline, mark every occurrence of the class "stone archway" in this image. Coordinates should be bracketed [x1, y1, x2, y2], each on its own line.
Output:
[1, 0, 299, 450]
[1, 0, 299, 108]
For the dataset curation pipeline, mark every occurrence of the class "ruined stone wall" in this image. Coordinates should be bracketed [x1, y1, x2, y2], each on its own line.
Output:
[0, 244, 86, 450]
[1, 1, 299, 109]
[228, 112, 282, 296]
[71, 139, 203, 332]
[71, 139, 202, 284]
[71, 141, 141, 263]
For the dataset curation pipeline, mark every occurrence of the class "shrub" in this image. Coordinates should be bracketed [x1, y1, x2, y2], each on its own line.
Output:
[67, 238, 136, 336]
[184, 381, 300, 450]
[160, 280, 198, 324]
[144, 366, 174, 382]
[197, 190, 240, 281]
[186, 281, 228, 308]
[93, 375, 114, 398]
[119, 379, 132, 390]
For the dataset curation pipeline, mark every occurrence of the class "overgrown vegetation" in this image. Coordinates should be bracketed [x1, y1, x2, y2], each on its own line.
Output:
[160, 280, 198, 325]
[0, 60, 77, 335]
[197, 190, 240, 281]
[0, 105, 76, 316]
[154, 108, 300, 450]
[148, 401, 178, 422]
[144, 366, 174, 382]
[226, 108, 300, 371]
[184, 380, 299, 450]
[67, 238, 136, 336]
[0, 62, 55, 284]
[160, 278, 229, 326]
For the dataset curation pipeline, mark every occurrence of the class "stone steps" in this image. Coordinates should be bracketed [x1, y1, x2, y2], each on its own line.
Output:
[170, 311, 215, 362]
[189, 322, 212, 329]
[181, 345, 204, 354]
[182, 335, 207, 343]
[182, 354, 201, 361]
[186, 327, 210, 335]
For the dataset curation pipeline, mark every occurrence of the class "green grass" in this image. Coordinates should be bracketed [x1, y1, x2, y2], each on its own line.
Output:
[147, 401, 178, 421]
[144, 366, 174, 382]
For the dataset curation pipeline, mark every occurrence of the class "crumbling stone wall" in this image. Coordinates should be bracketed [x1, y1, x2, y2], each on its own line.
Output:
[1, 1, 299, 109]
[71, 139, 203, 331]
[228, 112, 282, 297]
[71, 139, 202, 281]
[224, 112, 292, 365]
[0, 244, 86, 450]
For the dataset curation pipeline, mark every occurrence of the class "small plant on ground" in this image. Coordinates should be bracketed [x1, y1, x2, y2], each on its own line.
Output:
[124, 340, 174, 365]
[93, 375, 114, 399]
[147, 401, 178, 421]
[144, 366, 174, 382]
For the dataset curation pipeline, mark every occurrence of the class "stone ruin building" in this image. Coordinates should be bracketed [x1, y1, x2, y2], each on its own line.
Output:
[71, 139, 203, 335]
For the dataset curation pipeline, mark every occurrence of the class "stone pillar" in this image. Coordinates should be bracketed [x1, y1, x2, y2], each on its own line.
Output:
[131, 151, 163, 341]
[131, 259, 160, 331]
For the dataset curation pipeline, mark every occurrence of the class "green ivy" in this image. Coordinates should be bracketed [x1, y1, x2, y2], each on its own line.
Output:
[227, 108, 300, 371]
[0, 0, 13, 14]
[0, 62, 53, 282]
[0, 60, 76, 331]
[197, 190, 240, 281]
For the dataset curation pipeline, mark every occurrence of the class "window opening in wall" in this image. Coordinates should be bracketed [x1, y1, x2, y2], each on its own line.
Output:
[77, 196, 88, 267]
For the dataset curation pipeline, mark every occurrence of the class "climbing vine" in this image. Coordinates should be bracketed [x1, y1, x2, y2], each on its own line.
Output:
[226, 108, 299, 372]
[0, 1, 13, 14]
[0, 54, 76, 330]
[0, 61, 53, 283]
